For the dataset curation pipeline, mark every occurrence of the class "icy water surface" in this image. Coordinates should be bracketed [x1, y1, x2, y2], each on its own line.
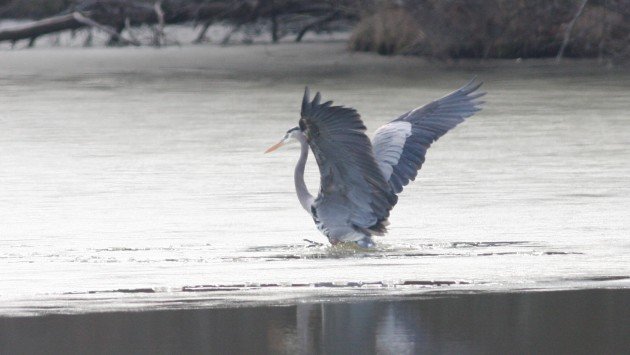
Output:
[0, 43, 629, 315]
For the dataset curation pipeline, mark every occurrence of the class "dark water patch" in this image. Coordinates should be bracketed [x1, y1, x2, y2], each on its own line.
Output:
[558, 192, 615, 198]
[403, 280, 470, 286]
[568, 275, 629, 282]
[476, 252, 519, 256]
[449, 241, 531, 248]
[587, 276, 629, 281]
[395, 252, 443, 257]
[1, 289, 628, 354]
[542, 251, 584, 255]
[183, 284, 276, 292]
[93, 247, 151, 252]
[82, 288, 156, 294]
[244, 244, 308, 253]
[183, 287, 241, 292]
[262, 254, 303, 260]
[181, 280, 471, 293]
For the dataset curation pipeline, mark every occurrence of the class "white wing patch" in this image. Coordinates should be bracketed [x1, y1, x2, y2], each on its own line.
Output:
[371, 121, 412, 180]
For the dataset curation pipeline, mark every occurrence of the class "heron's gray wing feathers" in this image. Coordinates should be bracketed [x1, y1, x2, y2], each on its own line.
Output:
[300, 88, 396, 236]
[372, 79, 485, 196]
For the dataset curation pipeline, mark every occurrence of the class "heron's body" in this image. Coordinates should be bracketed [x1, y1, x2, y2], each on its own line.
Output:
[266, 80, 485, 248]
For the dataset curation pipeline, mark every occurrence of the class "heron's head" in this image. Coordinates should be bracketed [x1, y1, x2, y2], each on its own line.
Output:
[264, 126, 302, 153]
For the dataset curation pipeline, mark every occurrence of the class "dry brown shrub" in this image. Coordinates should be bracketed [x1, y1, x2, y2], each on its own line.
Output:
[348, 0, 630, 60]
[349, 6, 425, 55]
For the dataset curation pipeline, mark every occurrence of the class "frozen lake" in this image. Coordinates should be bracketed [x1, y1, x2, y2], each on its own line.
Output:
[0, 42, 628, 315]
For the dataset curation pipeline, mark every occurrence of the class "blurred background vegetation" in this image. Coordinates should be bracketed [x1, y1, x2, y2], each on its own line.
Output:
[0, 0, 628, 61]
[0, 0, 74, 18]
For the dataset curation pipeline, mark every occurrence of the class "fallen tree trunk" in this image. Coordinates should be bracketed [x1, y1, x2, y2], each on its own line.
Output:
[0, 11, 143, 46]
[0, 13, 84, 43]
[0, 0, 357, 47]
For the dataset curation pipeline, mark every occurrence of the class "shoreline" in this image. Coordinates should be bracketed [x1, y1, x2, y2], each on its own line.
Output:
[0, 19, 626, 67]
[1, 39, 626, 68]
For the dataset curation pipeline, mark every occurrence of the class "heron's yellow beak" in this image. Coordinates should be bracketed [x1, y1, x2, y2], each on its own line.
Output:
[264, 141, 284, 153]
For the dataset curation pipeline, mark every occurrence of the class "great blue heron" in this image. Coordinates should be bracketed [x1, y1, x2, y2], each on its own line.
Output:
[265, 80, 485, 248]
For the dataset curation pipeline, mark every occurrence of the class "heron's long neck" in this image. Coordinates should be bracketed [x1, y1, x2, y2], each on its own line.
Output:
[295, 134, 314, 213]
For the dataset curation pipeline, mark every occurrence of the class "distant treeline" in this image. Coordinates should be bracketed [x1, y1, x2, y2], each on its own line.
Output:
[0, 0, 73, 18]
[0, 0, 628, 61]
[352, 0, 630, 61]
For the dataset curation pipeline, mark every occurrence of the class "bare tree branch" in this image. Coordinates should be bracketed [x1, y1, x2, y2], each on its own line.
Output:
[556, 0, 589, 62]
[124, 17, 140, 44]
[193, 20, 213, 44]
[73, 11, 141, 46]
[152, 1, 165, 47]
[296, 11, 340, 42]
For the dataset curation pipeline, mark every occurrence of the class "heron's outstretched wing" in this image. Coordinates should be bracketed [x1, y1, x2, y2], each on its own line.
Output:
[300, 88, 396, 236]
[372, 79, 485, 196]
